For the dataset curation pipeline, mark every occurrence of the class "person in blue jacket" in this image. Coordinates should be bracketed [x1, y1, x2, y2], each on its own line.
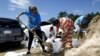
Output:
[16, 6, 47, 54]
[74, 15, 88, 40]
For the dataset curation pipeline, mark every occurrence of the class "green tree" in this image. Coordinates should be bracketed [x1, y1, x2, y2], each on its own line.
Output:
[68, 14, 80, 22]
[85, 12, 95, 27]
[95, 12, 100, 16]
[58, 11, 68, 18]
[68, 14, 74, 19]
[73, 15, 80, 22]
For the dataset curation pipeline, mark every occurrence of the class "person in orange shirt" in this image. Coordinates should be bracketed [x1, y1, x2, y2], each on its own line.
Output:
[51, 17, 73, 48]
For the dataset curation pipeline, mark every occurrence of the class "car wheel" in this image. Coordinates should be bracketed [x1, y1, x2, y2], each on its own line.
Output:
[15, 41, 21, 46]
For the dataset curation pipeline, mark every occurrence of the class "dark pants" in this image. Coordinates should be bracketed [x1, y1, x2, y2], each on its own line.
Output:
[28, 29, 45, 51]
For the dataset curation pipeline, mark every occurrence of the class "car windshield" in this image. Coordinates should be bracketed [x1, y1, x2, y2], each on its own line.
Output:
[41, 21, 51, 26]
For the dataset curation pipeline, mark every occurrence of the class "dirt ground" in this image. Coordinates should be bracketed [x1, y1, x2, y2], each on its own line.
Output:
[0, 38, 85, 56]
[0, 41, 64, 56]
[0, 30, 87, 56]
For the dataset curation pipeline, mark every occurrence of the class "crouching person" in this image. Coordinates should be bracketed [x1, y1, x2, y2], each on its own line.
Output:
[51, 17, 73, 49]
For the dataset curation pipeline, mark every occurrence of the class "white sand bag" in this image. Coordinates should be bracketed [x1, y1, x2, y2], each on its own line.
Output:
[31, 38, 38, 48]
[52, 38, 62, 53]
[45, 37, 54, 52]
[45, 37, 62, 53]
[23, 38, 38, 48]
[4, 52, 26, 56]
[72, 38, 78, 47]
[46, 37, 55, 43]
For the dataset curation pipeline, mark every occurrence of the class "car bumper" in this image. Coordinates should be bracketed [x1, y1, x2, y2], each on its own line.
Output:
[0, 36, 24, 43]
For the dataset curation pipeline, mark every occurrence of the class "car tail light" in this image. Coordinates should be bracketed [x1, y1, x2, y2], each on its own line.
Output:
[49, 26, 54, 37]
[50, 26, 53, 32]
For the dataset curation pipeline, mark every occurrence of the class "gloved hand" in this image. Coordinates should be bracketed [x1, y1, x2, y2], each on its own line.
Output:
[16, 16, 19, 20]
[29, 26, 37, 33]
[30, 27, 34, 31]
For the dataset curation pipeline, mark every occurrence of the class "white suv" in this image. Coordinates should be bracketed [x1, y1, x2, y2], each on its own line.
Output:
[23, 21, 62, 40]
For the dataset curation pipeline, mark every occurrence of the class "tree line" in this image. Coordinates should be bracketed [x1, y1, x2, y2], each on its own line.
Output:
[50, 11, 100, 28]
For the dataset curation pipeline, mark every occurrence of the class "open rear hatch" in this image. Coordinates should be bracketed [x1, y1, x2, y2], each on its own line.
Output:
[0, 18, 22, 36]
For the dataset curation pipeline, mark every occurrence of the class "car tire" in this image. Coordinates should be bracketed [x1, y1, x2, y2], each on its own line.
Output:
[15, 41, 21, 46]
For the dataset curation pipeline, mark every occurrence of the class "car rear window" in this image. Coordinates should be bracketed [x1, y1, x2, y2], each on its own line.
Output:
[0, 18, 21, 28]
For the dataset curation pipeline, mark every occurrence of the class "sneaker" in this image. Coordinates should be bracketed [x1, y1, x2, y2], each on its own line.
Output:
[43, 50, 48, 53]
[61, 48, 64, 51]
[26, 51, 31, 54]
